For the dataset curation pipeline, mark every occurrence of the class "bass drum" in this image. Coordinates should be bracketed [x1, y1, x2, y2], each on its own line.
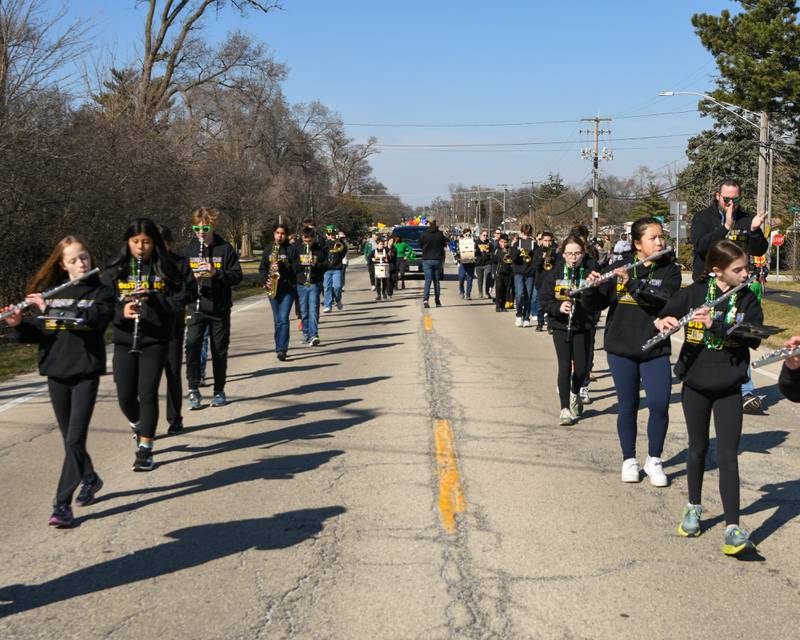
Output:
[374, 264, 389, 279]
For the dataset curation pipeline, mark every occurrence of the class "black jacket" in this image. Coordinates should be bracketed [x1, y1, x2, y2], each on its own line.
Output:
[779, 364, 800, 402]
[492, 247, 513, 276]
[583, 252, 681, 361]
[420, 227, 448, 261]
[169, 251, 195, 338]
[658, 280, 763, 392]
[181, 233, 243, 315]
[293, 241, 327, 285]
[475, 238, 493, 266]
[104, 259, 192, 348]
[259, 242, 296, 296]
[13, 274, 115, 379]
[510, 237, 537, 276]
[539, 256, 598, 333]
[533, 246, 558, 288]
[690, 203, 768, 282]
[324, 237, 348, 270]
[366, 247, 396, 275]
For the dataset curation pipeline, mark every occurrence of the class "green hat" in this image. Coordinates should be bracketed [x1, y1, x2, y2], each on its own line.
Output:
[326, 225, 335, 232]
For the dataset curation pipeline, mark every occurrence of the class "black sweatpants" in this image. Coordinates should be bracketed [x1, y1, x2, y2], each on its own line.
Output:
[552, 329, 590, 409]
[113, 343, 167, 440]
[165, 323, 185, 426]
[375, 277, 391, 299]
[185, 310, 231, 393]
[48, 376, 100, 505]
[494, 274, 511, 310]
[681, 384, 743, 525]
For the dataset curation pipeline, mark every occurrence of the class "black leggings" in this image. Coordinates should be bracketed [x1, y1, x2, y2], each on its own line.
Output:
[164, 325, 185, 426]
[113, 343, 167, 440]
[552, 330, 590, 409]
[681, 384, 742, 525]
[48, 376, 99, 505]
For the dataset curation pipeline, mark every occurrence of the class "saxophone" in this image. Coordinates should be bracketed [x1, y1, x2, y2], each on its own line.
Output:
[267, 243, 280, 298]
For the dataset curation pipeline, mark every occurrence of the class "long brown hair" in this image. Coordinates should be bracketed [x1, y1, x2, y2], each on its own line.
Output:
[559, 233, 587, 255]
[702, 239, 747, 281]
[27, 236, 92, 294]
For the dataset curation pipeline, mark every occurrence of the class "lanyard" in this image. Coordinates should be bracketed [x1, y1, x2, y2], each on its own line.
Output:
[562, 262, 584, 286]
[703, 277, 738, 350]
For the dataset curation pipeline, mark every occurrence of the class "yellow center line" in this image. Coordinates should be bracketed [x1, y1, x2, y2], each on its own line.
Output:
[423, 315, 433, 331]
[433, 419, 466, 533]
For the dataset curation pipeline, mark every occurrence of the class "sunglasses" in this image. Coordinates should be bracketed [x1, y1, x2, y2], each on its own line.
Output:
[192, 225, 212, 233]
[721, 196, 741, 205]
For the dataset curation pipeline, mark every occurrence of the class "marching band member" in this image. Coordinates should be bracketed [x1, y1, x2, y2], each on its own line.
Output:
[779, 336, 800, 402]
[456, 228, 477, 300]
[367, 236, 394, 301]
[2, 236, 114, 527]
[656, 240, 763, 556]
[583, 217, 681, 486]
[474, 229, 493, 299]
[182, 208, 242, 410]
[159, 225, 193, 435]
[259, 224, 296, 361]
[532, 231, 556, 331]
[322, 225, 346, 313]
[491, 234, 512, 312]
[293, 227, 327, 345]
[539, 234, 599, 425]
[105, 218, 191, 472]
[510, 224, 538, 327]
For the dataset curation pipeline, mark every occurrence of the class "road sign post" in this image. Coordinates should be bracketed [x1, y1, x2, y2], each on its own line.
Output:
[772, 232, 785, 281]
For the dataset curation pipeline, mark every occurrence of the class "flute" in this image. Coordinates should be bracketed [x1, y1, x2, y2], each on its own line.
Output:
[752, 346, 800, 369]
[0, 268, 100, 320]
[568, 247, 673, 297]
[642, 275, 754, 351]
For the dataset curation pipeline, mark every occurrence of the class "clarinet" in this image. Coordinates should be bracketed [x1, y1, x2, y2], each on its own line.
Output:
[0, 268, 100, 320]
[642, 275, 755, 351]
[129, 256, 144, 355]
[195, 241, 207, 313]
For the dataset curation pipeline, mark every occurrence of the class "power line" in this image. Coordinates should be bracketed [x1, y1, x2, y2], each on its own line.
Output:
[372, 132, 699, 149]
[337, 109, 698, 129]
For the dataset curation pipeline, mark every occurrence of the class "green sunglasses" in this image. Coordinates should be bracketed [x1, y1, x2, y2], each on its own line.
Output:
[192, 225, 212, 232]
[721, 196, 741, 204]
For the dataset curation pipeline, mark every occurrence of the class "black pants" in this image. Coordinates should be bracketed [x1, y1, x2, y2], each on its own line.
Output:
[113, 343, 167, 440]
[375, 277, 391, 298]
[681, 384, 743, 525]
[49, 376, 99, 505]
[368, 261, 375, 286]
[397, 259, 408, 288]
[494, 274, 511, 310]
[552, 330, 590, 409]
[165, 324, 185, 426]
[185, 310, 231, 393]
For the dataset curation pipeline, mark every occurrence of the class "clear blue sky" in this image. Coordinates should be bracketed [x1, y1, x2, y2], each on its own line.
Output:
[61, 0, 735, 205]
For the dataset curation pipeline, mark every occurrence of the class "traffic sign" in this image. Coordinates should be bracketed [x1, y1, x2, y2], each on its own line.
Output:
[772, 233, 785, 247]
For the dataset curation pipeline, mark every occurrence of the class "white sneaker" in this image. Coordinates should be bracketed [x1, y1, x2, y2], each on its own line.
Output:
[522, 320, 531, 328]
[569, 391, 583, 417]
[322, 307, 332, 313]
[371, 285, 376, 291]
[558, 408, 575, 426]
[621, 458, 640, 483]
[643, 456, 669, 487]
[579, 386, 591, 404]
[515, 317, 523, 327]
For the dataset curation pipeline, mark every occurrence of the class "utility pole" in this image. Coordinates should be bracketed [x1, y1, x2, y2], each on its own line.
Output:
[757, 112, 769, 220]
[476, 184, 482, 229]
[497, 184, 511, 232]
[581, 116, 613, 239]
[522, 181, 536, 233]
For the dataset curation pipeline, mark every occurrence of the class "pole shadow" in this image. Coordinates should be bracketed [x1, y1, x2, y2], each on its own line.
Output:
[0, 507, 346, 616]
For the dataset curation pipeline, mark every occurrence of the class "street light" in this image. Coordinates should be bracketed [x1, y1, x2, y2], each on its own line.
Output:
[658, 90, 772, 228]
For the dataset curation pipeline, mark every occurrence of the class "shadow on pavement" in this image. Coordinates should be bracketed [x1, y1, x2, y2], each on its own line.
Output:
[82, 451, 345, 522]
[0, 507, 346, 616]
[225, 362, 338, 383]
[289, 342, 403, 361]
[260, 376, 391, 398]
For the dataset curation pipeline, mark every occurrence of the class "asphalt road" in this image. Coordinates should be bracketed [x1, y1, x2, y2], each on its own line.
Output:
[1, 262, 798, 639]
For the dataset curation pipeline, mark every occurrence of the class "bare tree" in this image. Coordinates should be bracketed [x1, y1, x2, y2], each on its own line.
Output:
[133, 0, 280, 122]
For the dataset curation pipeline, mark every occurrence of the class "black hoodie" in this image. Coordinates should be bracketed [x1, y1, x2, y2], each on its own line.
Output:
[293, 241, 327, 285]
[324, 237, 348, 270]
[103, 258, 192, 348]
[13, 274, 115, 379]
[690, 202, 768, 282]
[658, 279, 763, 392]
[539, 256, 598, 332]
[259, 242, 297, 296]
[779, 363, 800, 402]
[583, 251, 681, 361]
[510, 237, 537, 276]
[181, 233, 243, 315]
[533, 245, 557, 288]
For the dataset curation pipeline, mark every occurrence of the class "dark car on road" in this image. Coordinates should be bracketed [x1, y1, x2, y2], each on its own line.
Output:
[391, 225, 445, 279]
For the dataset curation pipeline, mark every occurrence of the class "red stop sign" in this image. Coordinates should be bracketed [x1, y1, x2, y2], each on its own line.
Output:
[772, 233, 785, 246]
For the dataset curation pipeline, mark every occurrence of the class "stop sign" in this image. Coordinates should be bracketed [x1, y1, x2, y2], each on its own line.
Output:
[772, 233, 785, 247]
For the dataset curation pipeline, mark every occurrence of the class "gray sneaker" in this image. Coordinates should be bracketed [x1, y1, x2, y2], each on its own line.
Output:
[723, 526, 756, 556]
[211, 391, 227, 407]
[569, 391, 583, 417]
[187, 390, 201, 411]
[678, 504, 702, 537]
